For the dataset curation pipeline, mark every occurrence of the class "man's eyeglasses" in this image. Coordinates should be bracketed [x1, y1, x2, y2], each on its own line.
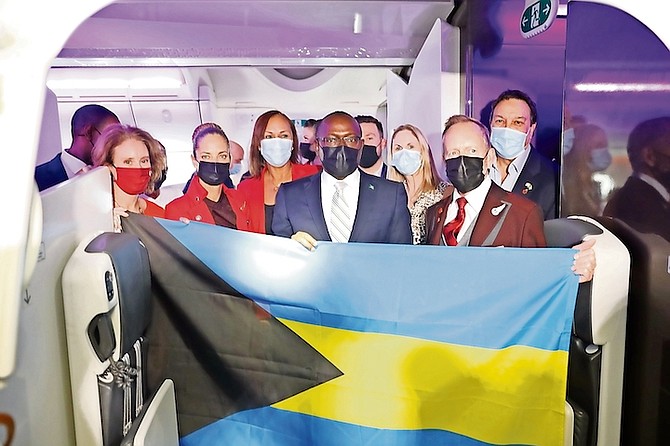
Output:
[318, 136, 362, 148]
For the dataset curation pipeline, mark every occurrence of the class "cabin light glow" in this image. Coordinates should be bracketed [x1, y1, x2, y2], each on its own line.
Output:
[574, 82, 670, 92]
[251, 250, 307, 281]
[46, 76, 184, 90]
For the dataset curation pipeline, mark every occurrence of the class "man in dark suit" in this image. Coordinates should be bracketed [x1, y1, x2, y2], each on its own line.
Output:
[35, 104, 119, 191]
[355, 115, 388, 178]
[426, 115, 546, 247]
[273, 111, 411, 249]
[488, 90, 557, 219]
[604, 116, 670, 242]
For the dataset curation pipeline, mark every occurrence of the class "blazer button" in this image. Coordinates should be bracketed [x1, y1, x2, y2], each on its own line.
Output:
[195, 215, 202, 221]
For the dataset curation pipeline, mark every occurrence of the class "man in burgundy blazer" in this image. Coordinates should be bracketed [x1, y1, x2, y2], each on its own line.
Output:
[425, 114, 545, 247]
[425, 182, 545, 247]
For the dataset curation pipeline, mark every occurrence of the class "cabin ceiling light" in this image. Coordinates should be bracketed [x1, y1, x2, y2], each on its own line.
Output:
[574, 82, 670, 92]
[353, 12, 363, 34]
[47, 76, 184, 90]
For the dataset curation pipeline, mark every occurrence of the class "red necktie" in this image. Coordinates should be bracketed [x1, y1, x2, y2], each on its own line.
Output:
[442, 197, 467, 246]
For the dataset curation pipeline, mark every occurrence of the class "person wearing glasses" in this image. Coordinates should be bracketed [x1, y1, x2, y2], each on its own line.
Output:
[35, 104, 120, 191]
[236, 110, 320, 234]
[272, 111, 412, 250]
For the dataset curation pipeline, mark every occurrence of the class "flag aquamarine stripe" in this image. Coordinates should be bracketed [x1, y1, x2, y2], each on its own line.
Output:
[156, 219, 578, 351]
[180, 407, 506, 446]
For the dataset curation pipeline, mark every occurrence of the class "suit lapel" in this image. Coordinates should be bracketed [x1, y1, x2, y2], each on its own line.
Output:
[513, 149, 540, 195]
[471, 184, 509, 246]
[349, 173, 375, 242]
[427, 186, 454, 245]
[305, 174, 331, 241]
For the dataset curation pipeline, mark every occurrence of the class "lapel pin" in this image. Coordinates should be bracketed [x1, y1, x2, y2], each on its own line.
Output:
[491, 203, 506, 216]
[368, 183, 375, 190]
[522, 182, 533, 194]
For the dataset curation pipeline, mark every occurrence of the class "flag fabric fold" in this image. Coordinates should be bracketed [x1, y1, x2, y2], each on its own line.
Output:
[123, 214, 579, 446]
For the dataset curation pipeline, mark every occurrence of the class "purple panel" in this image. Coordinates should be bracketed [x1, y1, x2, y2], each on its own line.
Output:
[469, 0, 567, 163]
[562, 2, 670, 223]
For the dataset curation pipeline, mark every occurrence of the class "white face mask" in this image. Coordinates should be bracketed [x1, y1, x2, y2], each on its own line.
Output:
[392, 149, 423, 176]
[490, 127, 528, 160]
[562, 127, 575, 156]
[589, 147, 612, 172]
[260, 138, 292, 167]
[229, 163, 242, 175]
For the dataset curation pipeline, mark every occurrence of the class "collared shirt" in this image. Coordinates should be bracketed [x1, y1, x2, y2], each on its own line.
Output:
[61, 149, 88, 179]
[368, 161, 384, 177]
[489, 146, 531, 192]
[321, 168, 361, 240]
[637, 172, 670, 202]
[444, 177, 492, 243]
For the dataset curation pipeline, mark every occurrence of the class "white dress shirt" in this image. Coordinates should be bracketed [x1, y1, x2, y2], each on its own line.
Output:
[61, 149, 88, 179]
[489, 146, 531, 191]
[444, 177, 492, 243]
[321, 169, 361, 239]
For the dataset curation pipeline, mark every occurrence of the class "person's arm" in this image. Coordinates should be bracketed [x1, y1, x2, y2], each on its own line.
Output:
[272, 186, 318, 251]
[388, 184, 412, 244]
[520, 205, 546, 248]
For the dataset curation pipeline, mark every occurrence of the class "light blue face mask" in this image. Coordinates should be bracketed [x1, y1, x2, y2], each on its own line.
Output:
[562, 127, 575, 156]
[229, 163, 242, 175]
[490, 127, 528, 160]
[392, 149, 423, 176]
[588, 147, 612, 172]
[260, 138, 292, 167]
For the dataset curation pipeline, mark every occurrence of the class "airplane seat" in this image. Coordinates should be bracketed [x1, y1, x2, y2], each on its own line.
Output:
[544, 216, 630, 446]
[62, 231, 179, 446]
[594, 217, 670, 446]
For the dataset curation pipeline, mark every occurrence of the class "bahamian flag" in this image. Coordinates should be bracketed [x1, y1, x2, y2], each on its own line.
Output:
[123, 213, 579, 446]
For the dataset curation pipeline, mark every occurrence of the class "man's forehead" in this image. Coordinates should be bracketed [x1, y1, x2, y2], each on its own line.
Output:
[360, 122, 379, 134]
[444, 122, 486, 147]
[319, 114, 360, 134]
[493, 98, 531, 118]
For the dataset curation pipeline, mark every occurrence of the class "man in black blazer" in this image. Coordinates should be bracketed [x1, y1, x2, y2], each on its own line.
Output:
[35, 104, 119, 191]
[273, 111, 411, 249]
[604, 117, 670, 242]
[355, 115, 388, 178]
[488, 90, 557, 219]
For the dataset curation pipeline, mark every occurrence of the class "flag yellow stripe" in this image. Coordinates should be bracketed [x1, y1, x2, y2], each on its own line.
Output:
[274, 319, 567, 446]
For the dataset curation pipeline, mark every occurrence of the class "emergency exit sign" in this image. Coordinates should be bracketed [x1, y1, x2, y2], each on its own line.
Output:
[520, 0, 558, 39]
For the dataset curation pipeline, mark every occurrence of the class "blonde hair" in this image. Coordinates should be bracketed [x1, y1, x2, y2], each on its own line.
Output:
[387, 124, 441, 193]
[91, 124, 167, 195]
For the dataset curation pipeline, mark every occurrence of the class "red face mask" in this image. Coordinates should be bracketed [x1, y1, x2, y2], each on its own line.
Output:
[114, 166, 151, 195]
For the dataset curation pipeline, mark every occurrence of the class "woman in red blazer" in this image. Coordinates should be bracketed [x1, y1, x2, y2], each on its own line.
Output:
[165, 123, 244, 228]
[236, 110, 320, 234]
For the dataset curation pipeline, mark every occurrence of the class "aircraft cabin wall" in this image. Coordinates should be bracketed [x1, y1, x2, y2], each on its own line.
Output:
[45, 66, 393, 189]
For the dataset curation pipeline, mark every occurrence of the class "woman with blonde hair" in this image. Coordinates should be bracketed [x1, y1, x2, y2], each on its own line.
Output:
[92, 124, 167, 223]
[387, 124, 447, 244]
[236, 110, 320, 234]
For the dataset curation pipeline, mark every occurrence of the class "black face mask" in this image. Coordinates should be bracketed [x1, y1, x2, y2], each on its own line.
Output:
[197, 161, 231, 186]
[321, 146, 360, 180]
[299, 142, 316, 162]
[154, 167, 168, 190]
[358, 144, 380, 168]
[445, 156, 485, 194]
